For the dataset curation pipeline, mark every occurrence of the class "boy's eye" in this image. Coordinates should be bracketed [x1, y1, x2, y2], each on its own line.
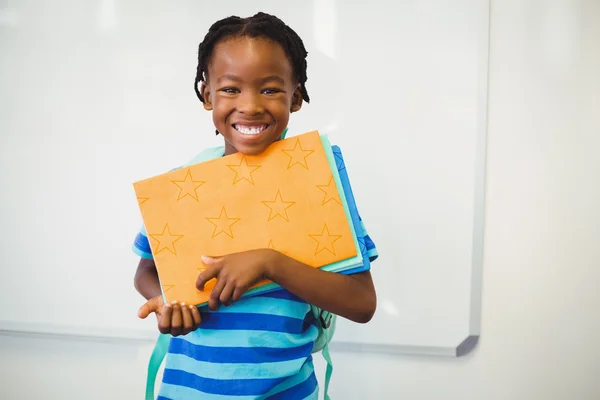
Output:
[220, 88, 239, 94]
[261, 88, 282, 95]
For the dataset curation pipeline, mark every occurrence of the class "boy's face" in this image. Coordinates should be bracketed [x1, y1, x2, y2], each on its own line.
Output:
[201, 36, 303, 156]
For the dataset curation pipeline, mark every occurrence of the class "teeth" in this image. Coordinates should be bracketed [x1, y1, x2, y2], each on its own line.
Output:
[235, 125, 267, 135]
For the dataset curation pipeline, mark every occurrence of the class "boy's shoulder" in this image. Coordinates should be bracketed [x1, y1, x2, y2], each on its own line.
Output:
[185, 145, 226, 166]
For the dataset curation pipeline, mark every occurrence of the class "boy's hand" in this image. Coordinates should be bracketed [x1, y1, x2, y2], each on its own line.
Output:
[138, 296, 202, 336]
[196, 249, 278, 310]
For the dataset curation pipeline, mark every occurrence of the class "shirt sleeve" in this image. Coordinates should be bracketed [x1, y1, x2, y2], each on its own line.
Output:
[132, 224, 153, 260]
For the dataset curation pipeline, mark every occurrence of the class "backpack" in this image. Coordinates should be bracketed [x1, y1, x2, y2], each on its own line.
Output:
[144, 306, 336, 400]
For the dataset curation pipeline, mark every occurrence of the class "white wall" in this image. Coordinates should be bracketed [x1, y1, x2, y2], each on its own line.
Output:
[1, 1, 599, 399]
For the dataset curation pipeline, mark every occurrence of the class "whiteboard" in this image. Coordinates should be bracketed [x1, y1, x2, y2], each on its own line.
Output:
[0, 0, 489, 356]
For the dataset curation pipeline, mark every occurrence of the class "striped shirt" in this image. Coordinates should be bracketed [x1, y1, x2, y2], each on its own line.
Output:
[132, 145, 378, 399]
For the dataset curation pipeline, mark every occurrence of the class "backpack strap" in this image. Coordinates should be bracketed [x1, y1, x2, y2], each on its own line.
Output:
[322, 338, 334, 400]
[312, 307, 335, 400]
[145, 333, 170, 400]
[186, 146, 225, 166]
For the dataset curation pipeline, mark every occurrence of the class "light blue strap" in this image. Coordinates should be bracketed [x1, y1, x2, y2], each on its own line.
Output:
[322, 339, 333, 400]
[145, 334, 170, 400]
[280, 127, 289, 139]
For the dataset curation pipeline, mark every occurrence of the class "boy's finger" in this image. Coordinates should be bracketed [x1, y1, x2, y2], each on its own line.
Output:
[180, 303, 193, 335]
[190, 305, 202, 329]
[220, 283, 235, 306]
[171, 302, 182, 337]
[201, 255, 223, 265]
[233, 285, 248, 303]
[158, 303, 172, 334]
[208, 278, 226, 311]
[196, 265, 219, 291]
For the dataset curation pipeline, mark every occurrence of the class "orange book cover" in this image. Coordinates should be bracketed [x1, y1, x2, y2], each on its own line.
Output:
[133, 131, 356, 305]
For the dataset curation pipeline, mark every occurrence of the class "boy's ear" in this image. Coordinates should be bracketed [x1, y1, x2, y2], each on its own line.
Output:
[290, 84, 303, 113]
[201, 82, 213, 111]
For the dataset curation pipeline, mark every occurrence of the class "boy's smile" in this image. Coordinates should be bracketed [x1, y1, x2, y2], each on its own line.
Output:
[230, 122, 271, 145]
[201, 36, 303, 156]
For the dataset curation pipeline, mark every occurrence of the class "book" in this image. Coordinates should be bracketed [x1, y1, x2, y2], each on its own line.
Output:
[133, 131, 365, 306]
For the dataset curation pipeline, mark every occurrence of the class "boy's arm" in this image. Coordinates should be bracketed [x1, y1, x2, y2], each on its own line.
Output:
[267, 252, 376, 324]
[197, 250, 376, 324]
[134, 258, 162, 300]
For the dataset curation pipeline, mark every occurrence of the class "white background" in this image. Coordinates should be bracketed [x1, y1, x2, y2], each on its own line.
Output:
[1, 0, 600, 399]
[0, 0, 487, 353]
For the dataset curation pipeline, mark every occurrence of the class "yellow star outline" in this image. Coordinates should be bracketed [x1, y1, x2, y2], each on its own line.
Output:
[137, 197, 150, 206]
[227, 156, 261, 185]
[262, 190, 296, 221]
[162, 284, 175, 293]
[282, 138, 315, 169]
[149, 224, 184, 255]
[317, 176, 342, 205]
[206, 207, 240, 238]
[309, 223, 342, 256]
[171, 170, 205, 201]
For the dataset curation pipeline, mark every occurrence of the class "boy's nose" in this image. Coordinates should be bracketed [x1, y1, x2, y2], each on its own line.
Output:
[237, 92, 264, 115]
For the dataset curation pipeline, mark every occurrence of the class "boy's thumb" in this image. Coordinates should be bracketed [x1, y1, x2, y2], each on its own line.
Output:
[138, 304, 149, 319]
[138, 297, 158, 319]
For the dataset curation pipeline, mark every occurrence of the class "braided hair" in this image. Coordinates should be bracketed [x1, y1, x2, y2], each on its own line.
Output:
[194, 12, 310, 105]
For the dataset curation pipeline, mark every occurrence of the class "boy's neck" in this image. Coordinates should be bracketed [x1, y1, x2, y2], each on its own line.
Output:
[224, 141, 238, 156]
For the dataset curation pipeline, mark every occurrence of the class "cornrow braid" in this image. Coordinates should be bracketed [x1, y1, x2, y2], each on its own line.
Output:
[194, 12, 310, 105]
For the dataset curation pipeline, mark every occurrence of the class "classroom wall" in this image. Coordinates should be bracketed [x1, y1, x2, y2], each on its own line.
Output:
[1, 1, 599, 399]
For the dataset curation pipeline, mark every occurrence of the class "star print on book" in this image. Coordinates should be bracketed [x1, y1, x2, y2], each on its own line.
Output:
[206, 207, 240, 238]
[317, 176, 342, 205]
[262, 190, 296, 221]
[309, 223, 342, 256]
[171, 170, 205, 201]
[227, 156, 261, 185]
[149, 224, 184, 255]
[162, 285, 175, 293]
[282, 138, 314, 169]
